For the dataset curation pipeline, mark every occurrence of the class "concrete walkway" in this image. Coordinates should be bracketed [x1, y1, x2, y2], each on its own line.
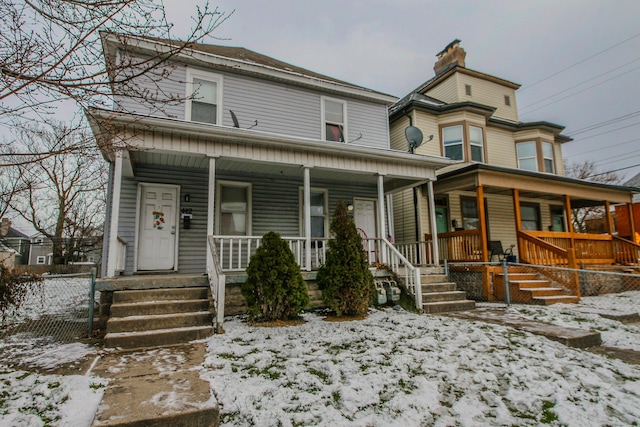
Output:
[88, 343, 218, 427]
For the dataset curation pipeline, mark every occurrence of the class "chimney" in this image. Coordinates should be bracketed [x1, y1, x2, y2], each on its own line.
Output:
[433, 39, 466, 76]
[0, 218, 11, 237]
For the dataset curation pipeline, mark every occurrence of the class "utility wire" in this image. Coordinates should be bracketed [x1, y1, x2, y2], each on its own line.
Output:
[571, 122, 640, 142]
[567, 110, 640, 136]
[587, 163, 640, 178]
[519, 31, 640, 93]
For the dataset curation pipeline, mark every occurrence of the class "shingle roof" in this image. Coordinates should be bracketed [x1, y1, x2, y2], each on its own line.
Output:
[624, 171, 640, 188]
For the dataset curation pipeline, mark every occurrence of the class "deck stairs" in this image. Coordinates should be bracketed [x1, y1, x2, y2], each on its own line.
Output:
[494, 271, 579, 305]
[101, 275, 214, 349]
[418, 270, 476, 314]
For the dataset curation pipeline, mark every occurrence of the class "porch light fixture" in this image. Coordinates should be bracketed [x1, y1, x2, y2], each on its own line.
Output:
[184, 194, 190, 202]
[347, 204, 354, 211]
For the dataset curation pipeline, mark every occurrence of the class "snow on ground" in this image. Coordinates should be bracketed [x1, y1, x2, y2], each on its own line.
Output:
[202, 295, 640, 427]
[1, 291, 640, 426]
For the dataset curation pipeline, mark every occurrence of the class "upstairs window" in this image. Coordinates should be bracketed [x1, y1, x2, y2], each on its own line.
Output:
[322, 97, 346, 142]
[441, 124, 486, 163]
[443, 125, 463, 160]
[516, 140, 555, 173]
[186, 69, 223, 125]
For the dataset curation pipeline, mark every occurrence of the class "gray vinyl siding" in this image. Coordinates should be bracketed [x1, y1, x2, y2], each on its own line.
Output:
[116, 165, 380, 275]
[113, 55, 390, 149]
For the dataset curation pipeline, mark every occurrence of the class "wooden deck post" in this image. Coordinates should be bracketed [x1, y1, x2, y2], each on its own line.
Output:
[512, 189, 522, 261]
[477, 185, 488, 263]
[628, 202, 637, 243]
[564, 195, 576, 252]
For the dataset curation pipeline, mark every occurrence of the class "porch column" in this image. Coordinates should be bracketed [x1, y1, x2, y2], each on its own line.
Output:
[106, 151, 124, 277]
[427, 180, 439, 265]
[303, 166, 312, 271]
[377, 174, 387, 264]
[564, 195, 575, 234]
[564, 195, 577, 269]
[605, 200, 614, 235]
[628, 202, 637, 241]
[206, 157, 216, 272]
[477, 185, 489, 262]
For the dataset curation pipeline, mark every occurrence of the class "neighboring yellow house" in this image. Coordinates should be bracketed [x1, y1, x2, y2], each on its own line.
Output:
[389, 40, 639, 296]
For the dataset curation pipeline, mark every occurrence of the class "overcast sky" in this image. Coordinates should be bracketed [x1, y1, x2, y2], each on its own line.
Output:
[164, 0, 640, 182]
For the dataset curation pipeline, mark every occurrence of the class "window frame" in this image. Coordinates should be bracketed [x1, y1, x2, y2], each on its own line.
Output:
[550, 205, 565, 232]
[36, 255, 46, 265]
[516, 141, 538, 171]
[516, 139, 556, 173]
[321, 96, 347, 142]
[440, 122, 487, 163]
[299, 187, 329, 238]
[185, 68, 223, 125]
[520, 202, 541, 231]
[215, 181, 252, 236]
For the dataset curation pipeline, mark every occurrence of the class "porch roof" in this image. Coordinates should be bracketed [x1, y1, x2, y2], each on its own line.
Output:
[88, 108, 456, 193]
[435, 163, 637, 207]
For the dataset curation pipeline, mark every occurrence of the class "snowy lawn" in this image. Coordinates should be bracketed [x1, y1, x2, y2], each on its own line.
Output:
[203, 296, 640, 426]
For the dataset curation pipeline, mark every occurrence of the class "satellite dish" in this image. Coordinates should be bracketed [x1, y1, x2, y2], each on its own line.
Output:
[229, 110, 258, 129]
[405, 126, 423, 153]
[404, 125, 434, 153]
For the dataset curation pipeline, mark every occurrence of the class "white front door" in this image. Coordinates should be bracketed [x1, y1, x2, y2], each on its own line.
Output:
[354, 199, 377, 239]
[137, 184, 178, 271]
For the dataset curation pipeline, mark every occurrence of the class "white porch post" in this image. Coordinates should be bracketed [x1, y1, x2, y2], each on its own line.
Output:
[106, 151, 123, 277]
[304, 166, 311, 271]
[206, 157, 216, 272]
[427, 179, 440, 266]
[377, 174, 387, 264]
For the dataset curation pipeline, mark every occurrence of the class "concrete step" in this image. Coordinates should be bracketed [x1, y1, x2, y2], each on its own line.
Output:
[422, 300, 476, 314]
[532, 295, 581, 305]
[106, 311, 212, 334]
[96, 274, 208, 292]
[110, 299, 211, 317]
[421, 282, 458, 293]
[422, 291, 468, 303]
[420, 274, 448, 284]
[104, 325, 214, 349]
[112, 287, 209, 304]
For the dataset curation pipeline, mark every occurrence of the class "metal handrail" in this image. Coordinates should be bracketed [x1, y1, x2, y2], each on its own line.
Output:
[207, 235, 226, 333]
[380, 237, 422, 310]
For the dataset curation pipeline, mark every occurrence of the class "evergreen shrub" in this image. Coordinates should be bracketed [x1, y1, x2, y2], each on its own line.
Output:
[317, 200, 374, 317]
[242, 231, 309, 321]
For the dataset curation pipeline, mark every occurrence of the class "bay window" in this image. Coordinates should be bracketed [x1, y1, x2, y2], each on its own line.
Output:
[441, 123, 486, 163]
[516, 140, 556, 173]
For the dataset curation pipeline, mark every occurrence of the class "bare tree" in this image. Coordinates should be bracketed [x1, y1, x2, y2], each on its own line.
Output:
[565, 160, 621, 233]
[7, 123, 107, 264]
[1, 0, 232, 160]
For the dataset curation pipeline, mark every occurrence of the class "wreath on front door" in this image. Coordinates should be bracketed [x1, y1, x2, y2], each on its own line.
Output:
[152, 211, 165, 230]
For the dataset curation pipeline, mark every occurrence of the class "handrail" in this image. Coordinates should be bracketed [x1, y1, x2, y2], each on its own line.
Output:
[115, 236, 126, 273]
[380, 237, 422, 310]
[517, 230, 567, 266]
[207, 235, 226, 333]
[613, 236, 640, 265]
[395, 240, 436, 266]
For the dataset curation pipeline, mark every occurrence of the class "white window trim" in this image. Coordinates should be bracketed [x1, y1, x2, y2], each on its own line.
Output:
[442, 124, 464, 161]
[185, 67, 224, 125]
[469, 125, 485, 163]
[516, 141, 538, 171]
[321, 96, 347, 142]
[541, 141, 555, 173]
[299, 187, 329, 238]
[215, 181, 252, 235]
[36, 256, 46, 265]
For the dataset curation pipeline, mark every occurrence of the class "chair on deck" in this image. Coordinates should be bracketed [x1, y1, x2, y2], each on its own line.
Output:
[488, 240, 514, 262]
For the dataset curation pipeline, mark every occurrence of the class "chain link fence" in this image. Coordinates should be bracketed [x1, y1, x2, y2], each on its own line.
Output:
[446, 261, 640, 312]
[0, 269, 98, 344]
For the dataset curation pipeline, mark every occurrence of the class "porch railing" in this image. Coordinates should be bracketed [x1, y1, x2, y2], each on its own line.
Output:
[435, 230, 482, 262]
[395, 240, 436, 266]
[613, 236, 640, 264]
[380, 238, 422, 310]
[207, 236, 226, 333]
[517, 231, 568, 266]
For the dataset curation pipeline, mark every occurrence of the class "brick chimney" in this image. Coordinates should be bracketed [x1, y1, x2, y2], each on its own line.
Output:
[0, 218, 11, 237]
[433, 39, 466, 76]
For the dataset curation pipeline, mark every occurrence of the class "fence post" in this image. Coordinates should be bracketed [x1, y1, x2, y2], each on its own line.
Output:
[444, 259, 449, 280]
[88, 267, 96, 337]
[502, 259, 510, 307]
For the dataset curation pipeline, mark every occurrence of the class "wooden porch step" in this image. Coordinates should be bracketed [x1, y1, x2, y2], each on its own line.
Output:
[524, 287, 568, 297]
[510, 279, 553, 289]
[532, 295, 581, 305]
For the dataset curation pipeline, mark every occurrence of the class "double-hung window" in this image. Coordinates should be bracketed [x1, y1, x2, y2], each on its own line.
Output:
[441, 124, 485, 162]
[217, 182, 251, 236]
[516, 140, 555, 173]
[186, 69, 223, 125]
[443, 125, 464, 160]
[322, 97, 346, 142]
[300, 188, 328, 238]
[520, 202, 541, 231]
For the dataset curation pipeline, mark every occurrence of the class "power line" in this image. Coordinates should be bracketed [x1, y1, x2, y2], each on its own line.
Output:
[566, 121, 640, 142]
[519, 31, 640, 93]
[568, 137, 640, 156]
[566, 110, 640, 136]
[587, 162, 640, 178]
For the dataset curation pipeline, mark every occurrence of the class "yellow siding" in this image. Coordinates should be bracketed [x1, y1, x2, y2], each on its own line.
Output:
[389, 117, 411, 151]
[425, 75, 460, 104]
[457, 74, 519, 122]
[414, 113, 441, 157]
[554, 143, 565, 176]
[486, 127, 517, 168]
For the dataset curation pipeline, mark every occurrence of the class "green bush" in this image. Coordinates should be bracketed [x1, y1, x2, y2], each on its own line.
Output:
[242, 231, 309, 321]
[317, 200, 374, 317]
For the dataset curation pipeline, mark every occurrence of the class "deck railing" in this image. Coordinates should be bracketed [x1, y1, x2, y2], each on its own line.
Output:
[395, 240, 436, 266]
[207, 236, 226, 333]
[613, 236, 640, 264]
[517, 231, 568, 266]
[380, 238, 422, 310]
[435, 229, 482, 262]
